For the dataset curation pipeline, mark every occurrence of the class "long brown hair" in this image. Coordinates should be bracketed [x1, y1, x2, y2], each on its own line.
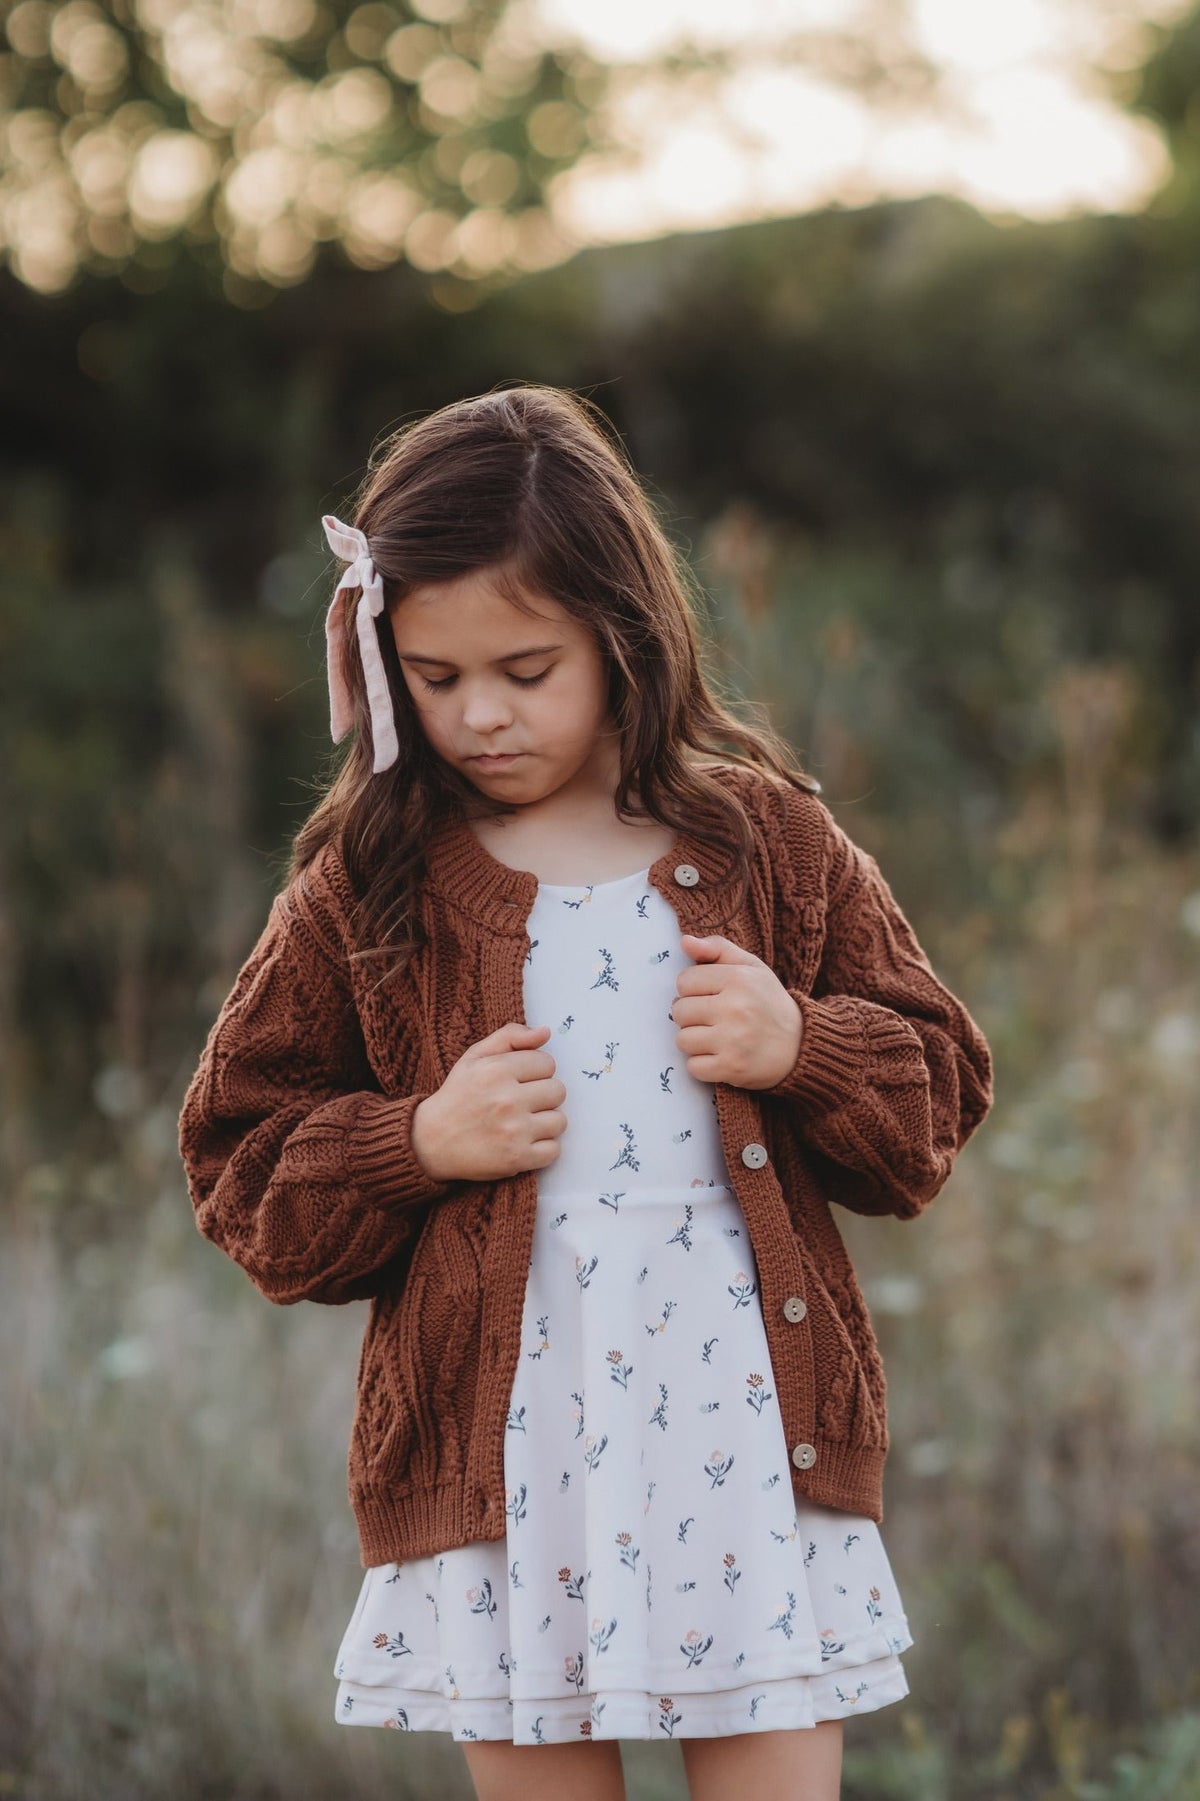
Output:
[285, 383, 821, 986]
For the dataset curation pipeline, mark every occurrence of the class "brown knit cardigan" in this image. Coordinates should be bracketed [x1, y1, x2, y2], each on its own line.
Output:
[177, 764, 993, 1567]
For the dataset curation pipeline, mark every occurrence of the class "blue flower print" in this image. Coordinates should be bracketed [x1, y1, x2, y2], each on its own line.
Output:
[680, 1628, 713, 1668]
[564, 1651, 585, 1691]
[769, 1593, 798, 1641]
[606, 1348, 633, 1388]
[466, 1580, 497, 1620]
[583, 1432, 609, 1474]
[649, 1383, 669, 1430]
[723, 1553, 741, 1595]
[584, 1038, 619, 1078]
[701, 1335, 719, 1362]
[589, 948, 618, 990]
[820, 1628, 847, 1661]
[575, 1253, 599, 1289]
[598, 1190, 624, 1212]
[589, 1615, 617, 1655]
[666, 1206, 694, 1250]
[836, 1680, 869, 1705]
[610, 1122, 640, 1171]
[658, 1065, 674, 1090]
[615, 1532, 640, 1570]
[677, 1516, 694, 1543]
[505, 1484, 527, 1527]
[644, 1300, 677, 1338]
[507, 1404, 527, 1431]
[372, 1629, 414, 1659]
[704, 1448, 734, 1488]
[526, 1315, 550, 1360]
[728, 1269, 757, 1308]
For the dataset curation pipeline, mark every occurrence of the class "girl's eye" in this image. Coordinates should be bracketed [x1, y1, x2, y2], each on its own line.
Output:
[418, 670, 551, 694]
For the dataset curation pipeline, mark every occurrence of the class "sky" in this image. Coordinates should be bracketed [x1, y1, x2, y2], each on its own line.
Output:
[534, 0, 1189, 245]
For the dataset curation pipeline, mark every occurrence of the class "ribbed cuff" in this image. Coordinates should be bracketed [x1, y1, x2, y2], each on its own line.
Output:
[345, 1092, 457, 1210]
[761, 993, 868, 1116]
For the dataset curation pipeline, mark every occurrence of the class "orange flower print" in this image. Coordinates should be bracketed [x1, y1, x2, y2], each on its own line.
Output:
[616, 1531, 640, 1571]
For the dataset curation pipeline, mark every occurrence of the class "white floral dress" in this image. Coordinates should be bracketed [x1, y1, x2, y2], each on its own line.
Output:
[333, 864, 914, 1743]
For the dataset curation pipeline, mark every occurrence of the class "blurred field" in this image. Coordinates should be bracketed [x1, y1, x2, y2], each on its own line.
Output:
[4, 669, 1198, 1797]
[6, 4, 1200, 1793]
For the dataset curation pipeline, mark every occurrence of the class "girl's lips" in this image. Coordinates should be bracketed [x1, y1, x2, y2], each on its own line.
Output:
[474, 752, 521, 763]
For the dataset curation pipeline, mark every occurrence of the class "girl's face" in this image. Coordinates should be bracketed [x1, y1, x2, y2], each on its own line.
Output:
[389, 566, 621, 807]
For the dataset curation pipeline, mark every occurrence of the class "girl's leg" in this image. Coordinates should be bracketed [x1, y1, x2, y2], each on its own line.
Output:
[460, 1736, 627, 1801]
[680, 1719, 843, 1801]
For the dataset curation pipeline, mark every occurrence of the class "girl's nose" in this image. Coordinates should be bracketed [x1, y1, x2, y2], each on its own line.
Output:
[461, 699, 515, 731]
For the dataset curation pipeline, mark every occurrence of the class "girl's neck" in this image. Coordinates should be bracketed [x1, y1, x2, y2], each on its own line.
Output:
[465, 804, 677, 888]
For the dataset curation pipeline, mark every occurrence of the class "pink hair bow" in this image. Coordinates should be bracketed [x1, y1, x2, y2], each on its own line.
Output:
[322, 513, 399, 774]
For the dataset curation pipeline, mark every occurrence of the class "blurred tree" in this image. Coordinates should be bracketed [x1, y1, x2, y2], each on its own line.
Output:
[0, 0, 952, 302]
[0, 0, 606, 296]
[1123, 1, 1200, 205]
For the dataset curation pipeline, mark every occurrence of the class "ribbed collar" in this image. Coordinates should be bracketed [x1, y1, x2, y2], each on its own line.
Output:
[422, 783, 747, 935]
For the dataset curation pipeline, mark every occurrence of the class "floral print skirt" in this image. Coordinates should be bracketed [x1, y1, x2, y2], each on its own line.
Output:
[333, 1182, 913, 1743]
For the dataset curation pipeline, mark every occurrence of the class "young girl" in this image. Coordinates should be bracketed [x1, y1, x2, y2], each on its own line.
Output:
[178, 383, 993, 1801]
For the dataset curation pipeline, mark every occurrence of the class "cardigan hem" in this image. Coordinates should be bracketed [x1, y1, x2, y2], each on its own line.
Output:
[349, 1441, 889, 1567]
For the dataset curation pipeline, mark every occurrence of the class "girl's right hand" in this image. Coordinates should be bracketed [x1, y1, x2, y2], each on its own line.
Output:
[410, 1023, 567, 1183]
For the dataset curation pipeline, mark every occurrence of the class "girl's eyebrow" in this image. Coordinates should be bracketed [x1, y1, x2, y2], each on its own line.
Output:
[395, 643, 565, 667]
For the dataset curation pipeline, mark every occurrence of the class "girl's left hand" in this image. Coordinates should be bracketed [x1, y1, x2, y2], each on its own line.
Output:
[673, 934, 804, 1090]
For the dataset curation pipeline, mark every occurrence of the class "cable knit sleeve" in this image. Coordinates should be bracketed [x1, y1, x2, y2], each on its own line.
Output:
[760, 795, 994, 1221]
[177, 878, 455, 1306]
